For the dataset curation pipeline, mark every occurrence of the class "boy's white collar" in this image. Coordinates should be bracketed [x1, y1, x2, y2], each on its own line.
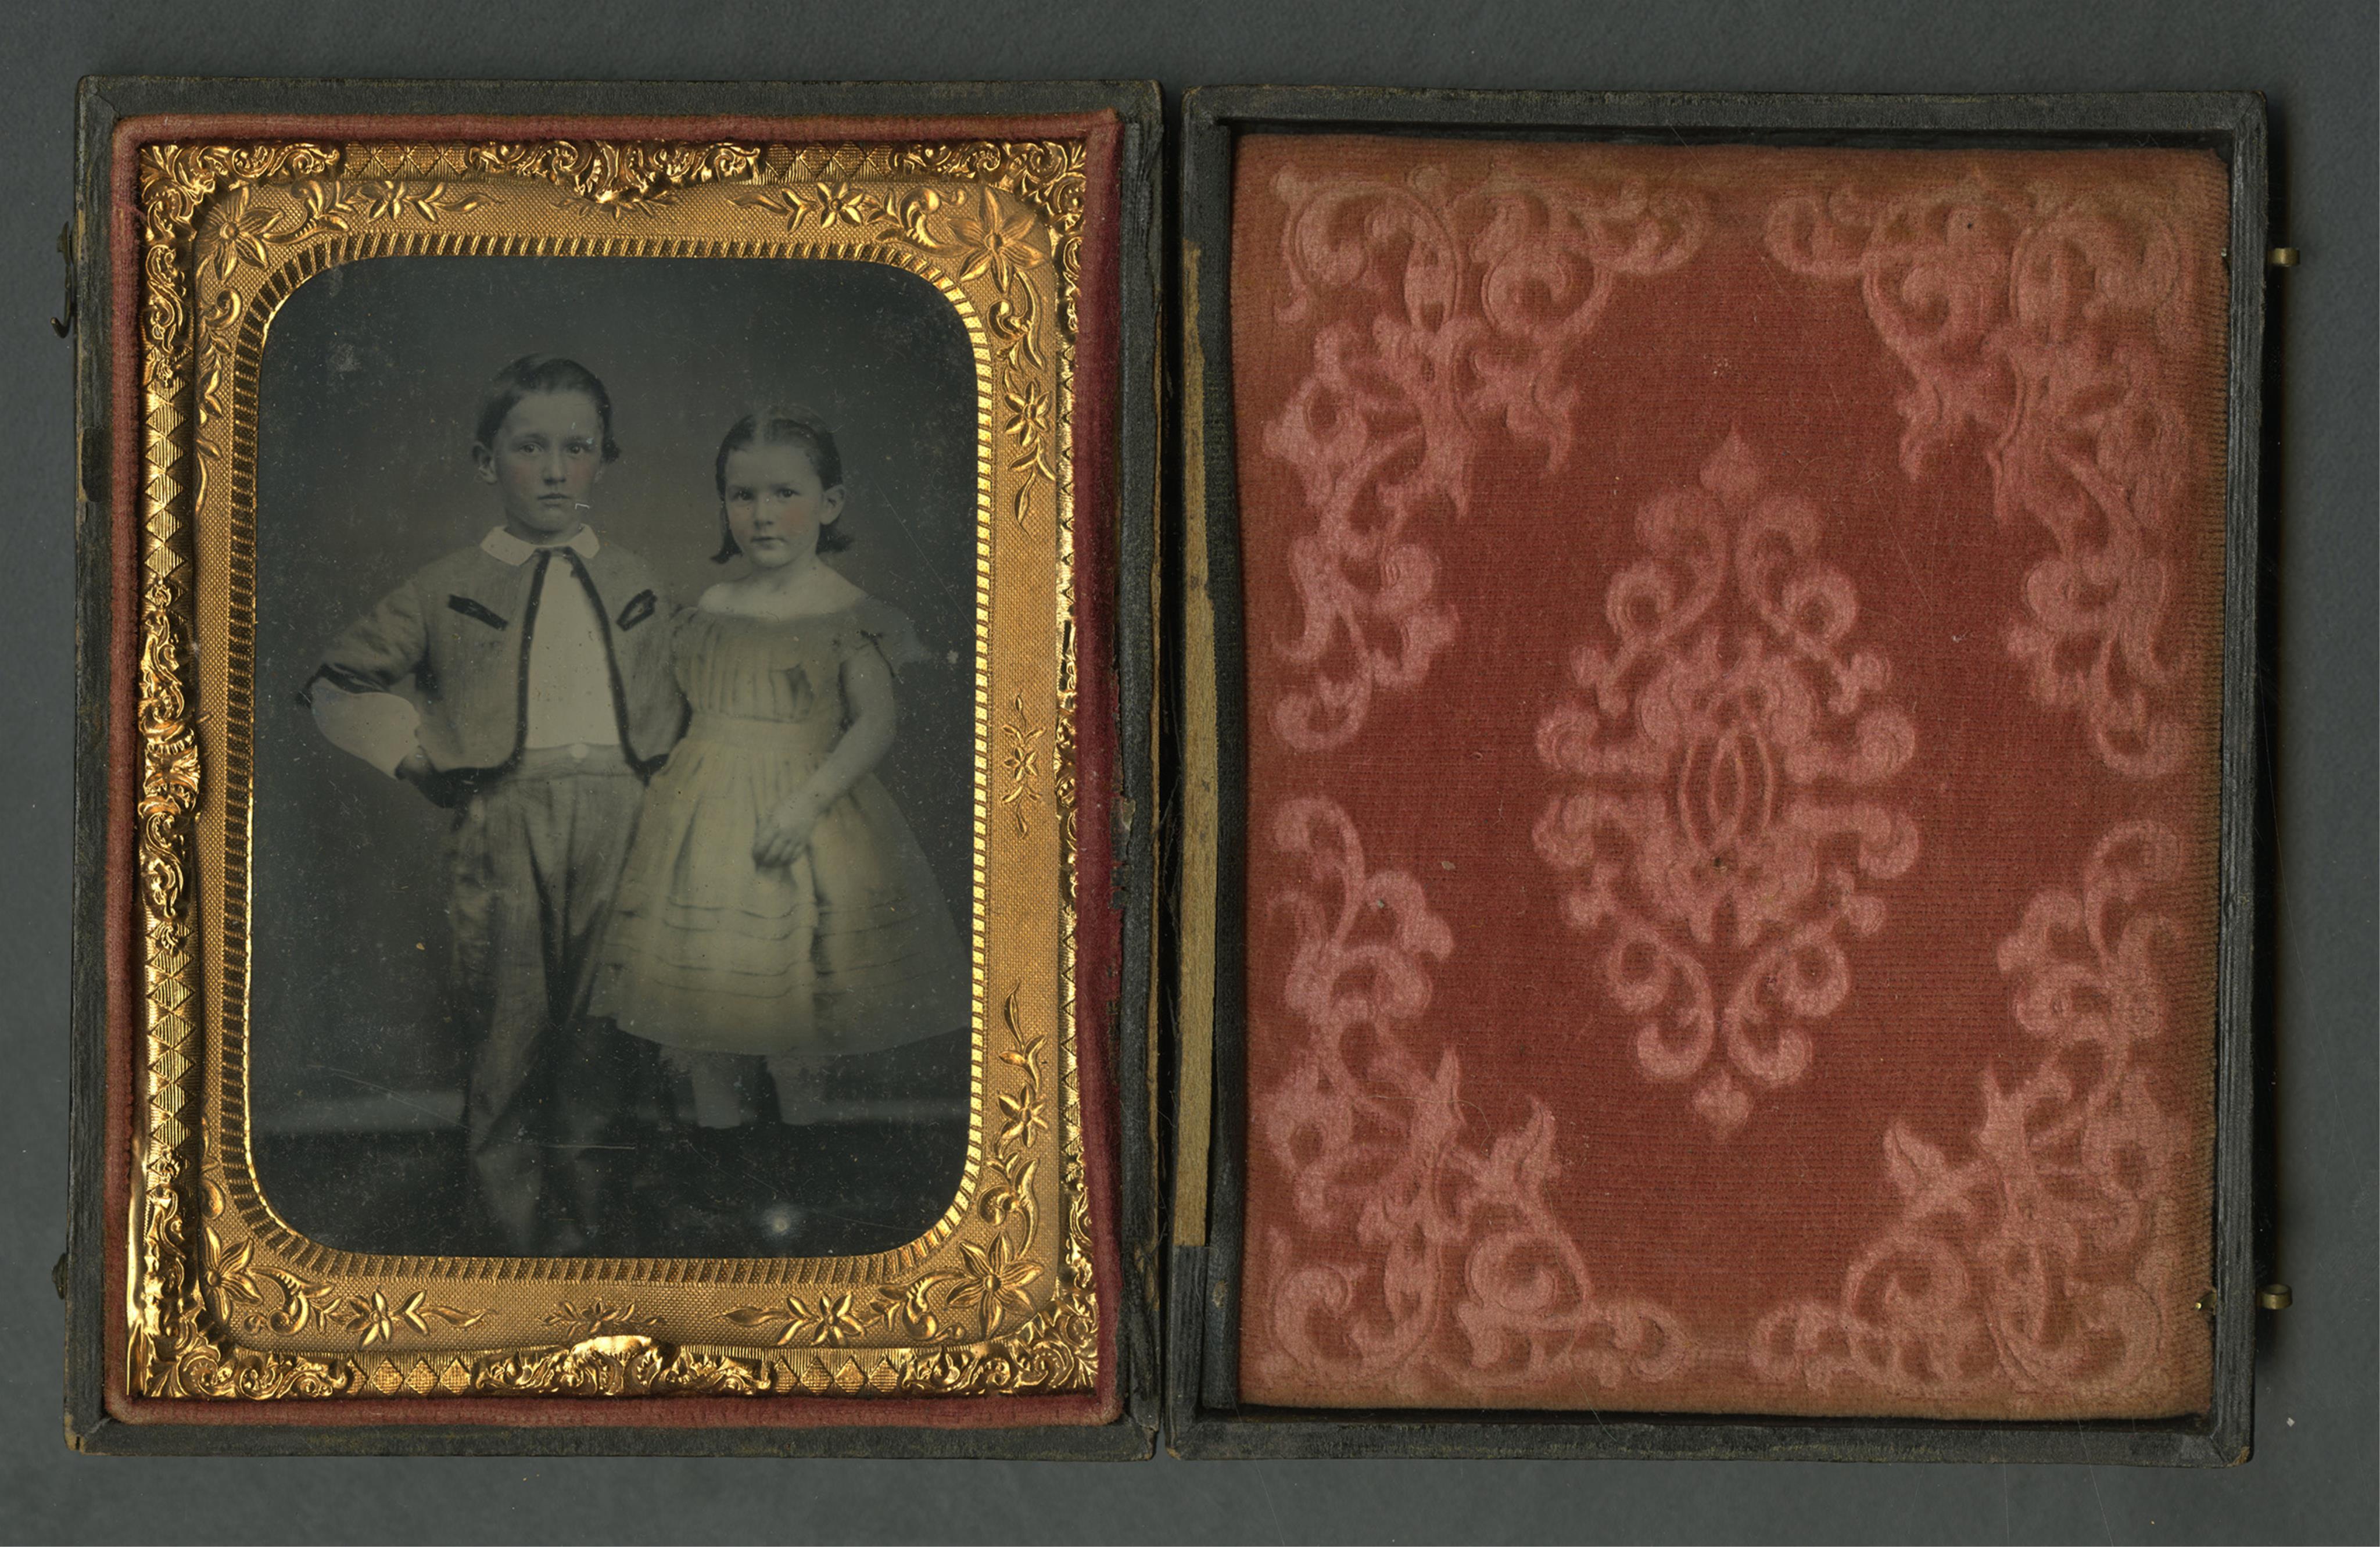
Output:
[481, 525, 601, 566]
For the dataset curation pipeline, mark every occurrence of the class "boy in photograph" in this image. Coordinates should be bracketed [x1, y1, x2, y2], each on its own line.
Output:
[303, 354, 683, 1254]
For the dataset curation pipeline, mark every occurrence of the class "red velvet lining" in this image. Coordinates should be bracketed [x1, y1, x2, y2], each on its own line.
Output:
[1228, 135, 2228, 1421]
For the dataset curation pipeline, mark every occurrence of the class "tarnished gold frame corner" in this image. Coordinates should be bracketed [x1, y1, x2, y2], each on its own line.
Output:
[127, 137, 1094, 1401]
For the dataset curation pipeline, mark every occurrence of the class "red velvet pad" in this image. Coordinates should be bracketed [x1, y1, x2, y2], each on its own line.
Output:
[1231, 134, 2229, 1420]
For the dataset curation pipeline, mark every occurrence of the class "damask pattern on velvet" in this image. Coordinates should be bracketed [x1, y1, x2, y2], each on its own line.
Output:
[1231, 137, 2230, 1419]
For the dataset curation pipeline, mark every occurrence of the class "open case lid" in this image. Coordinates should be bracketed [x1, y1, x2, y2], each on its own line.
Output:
[67, 76, 1159, 1456]
[1170, 85, 2270, 1463]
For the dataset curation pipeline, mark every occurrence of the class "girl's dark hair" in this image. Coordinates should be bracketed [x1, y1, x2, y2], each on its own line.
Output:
[712, 406, 853, 563]
[474, 355, 622, 462]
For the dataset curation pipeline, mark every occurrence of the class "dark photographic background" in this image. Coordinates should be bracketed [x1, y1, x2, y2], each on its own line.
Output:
[4, 1, 2372, 1541]
[249, 256, 979, 1253]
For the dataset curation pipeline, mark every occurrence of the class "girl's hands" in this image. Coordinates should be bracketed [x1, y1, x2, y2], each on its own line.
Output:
[753, 794, 822, 868]
[751, 651, 894, 868]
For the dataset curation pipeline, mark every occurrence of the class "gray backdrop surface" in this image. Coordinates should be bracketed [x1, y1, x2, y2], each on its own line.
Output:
[3, 1, 2372, 1541]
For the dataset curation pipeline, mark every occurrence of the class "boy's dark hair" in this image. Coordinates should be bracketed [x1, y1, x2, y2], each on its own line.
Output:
[712, 406, 854, 563]
[474, 355, 622, 462]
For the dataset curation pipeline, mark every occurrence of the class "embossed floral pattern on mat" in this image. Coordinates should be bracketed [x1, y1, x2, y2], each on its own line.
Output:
[1231, 137, 2228, 1420]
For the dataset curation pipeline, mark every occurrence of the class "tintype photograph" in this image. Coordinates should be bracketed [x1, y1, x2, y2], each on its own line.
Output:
[257, 259, 977, 1262]
[91, 116, 1133, 1421]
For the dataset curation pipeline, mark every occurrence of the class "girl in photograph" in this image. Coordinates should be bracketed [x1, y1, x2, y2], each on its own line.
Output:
[590, 407, 969, 1134]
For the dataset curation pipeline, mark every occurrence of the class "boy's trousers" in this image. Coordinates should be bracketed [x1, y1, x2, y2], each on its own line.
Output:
[446, 746, 646, 1253]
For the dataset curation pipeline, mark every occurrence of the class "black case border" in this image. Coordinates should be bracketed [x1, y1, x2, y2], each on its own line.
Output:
[68, 74, 1162, 1460]
[1167, 84, 2269, 1466]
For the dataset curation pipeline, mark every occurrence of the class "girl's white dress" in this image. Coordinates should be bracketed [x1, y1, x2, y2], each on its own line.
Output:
[592, 599, 967, 1057]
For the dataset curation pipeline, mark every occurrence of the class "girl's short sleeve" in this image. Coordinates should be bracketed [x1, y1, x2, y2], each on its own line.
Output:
[843, 599, 930, 676]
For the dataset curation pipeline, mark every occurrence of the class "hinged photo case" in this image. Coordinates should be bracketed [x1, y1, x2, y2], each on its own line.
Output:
[67, 75, 2275, 1467]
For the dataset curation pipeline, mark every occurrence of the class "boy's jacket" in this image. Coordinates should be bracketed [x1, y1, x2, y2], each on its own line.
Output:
[306, 528, 685, 778]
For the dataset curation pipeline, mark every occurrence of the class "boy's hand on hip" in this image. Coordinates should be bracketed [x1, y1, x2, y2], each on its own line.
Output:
[754, 798, 820, 868]
[395, 749, 460, 807]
